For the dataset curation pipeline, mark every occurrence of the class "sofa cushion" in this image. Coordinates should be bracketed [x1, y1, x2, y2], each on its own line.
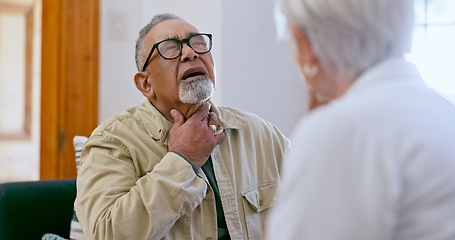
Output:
[0, 179, 76, 240]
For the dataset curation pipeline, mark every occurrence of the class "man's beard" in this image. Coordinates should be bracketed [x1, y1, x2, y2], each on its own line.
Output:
[179, 76, 214, 104]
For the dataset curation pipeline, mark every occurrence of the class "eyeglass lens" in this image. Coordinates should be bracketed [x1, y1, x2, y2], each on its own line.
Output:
[157, 34, 211, 59]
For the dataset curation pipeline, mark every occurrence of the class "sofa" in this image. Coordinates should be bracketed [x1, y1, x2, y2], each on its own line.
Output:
[0, 178, 76, 240]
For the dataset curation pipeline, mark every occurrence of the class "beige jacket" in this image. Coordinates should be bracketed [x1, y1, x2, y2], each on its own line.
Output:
[75, 100, 289, 240]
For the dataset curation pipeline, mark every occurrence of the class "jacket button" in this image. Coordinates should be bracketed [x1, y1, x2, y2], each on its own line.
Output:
[259, 200, 264, 206]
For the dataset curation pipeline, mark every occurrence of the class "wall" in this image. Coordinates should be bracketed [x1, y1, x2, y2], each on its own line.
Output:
[220, 0, 307, 136]
[0, 0, 41, 182]
[99, 0, 144, 123]
[99, 0, 308, 137]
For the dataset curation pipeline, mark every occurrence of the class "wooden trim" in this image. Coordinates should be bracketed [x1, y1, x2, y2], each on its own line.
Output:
[0, 3, 32, 12]
[24, 6, 33, 137]
[40, 0, 99, 179]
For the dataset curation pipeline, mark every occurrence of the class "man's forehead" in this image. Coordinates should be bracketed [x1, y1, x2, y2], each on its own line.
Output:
[148, 19, 200, 42]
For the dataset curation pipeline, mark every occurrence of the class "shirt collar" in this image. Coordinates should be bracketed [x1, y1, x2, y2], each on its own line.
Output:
[345, 56, 423, 97]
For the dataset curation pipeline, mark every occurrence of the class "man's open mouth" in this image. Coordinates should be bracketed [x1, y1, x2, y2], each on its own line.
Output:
[182, 71, 205, 80]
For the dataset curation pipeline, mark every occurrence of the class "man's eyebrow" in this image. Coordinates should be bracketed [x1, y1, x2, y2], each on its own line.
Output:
[188, 32, 199, 37]
[162, 35, 178, 41]
[163, 32, 200, 41]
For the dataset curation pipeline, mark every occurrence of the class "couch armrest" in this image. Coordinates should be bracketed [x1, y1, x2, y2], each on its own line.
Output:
[0, 178, 76, 240]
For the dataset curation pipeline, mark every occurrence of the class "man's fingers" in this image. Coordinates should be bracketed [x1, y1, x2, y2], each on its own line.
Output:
[207, 112, 218, 126]
[190, 102, 210, 121]
[214, 130, 226, 144]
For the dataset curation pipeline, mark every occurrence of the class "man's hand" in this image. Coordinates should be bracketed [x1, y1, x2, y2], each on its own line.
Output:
[168, 102, 226, 168]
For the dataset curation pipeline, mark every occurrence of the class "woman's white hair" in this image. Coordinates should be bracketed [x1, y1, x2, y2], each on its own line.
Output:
[280, 0, 415, 80]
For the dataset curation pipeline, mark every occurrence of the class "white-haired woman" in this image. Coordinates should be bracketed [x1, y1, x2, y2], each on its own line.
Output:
[266, 0, 455, 239]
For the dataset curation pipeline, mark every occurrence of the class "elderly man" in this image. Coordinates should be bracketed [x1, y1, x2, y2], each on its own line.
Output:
[75, 13, 289, 240]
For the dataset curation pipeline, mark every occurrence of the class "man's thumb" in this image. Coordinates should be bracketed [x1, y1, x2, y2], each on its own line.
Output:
[170, 109, 184, 125]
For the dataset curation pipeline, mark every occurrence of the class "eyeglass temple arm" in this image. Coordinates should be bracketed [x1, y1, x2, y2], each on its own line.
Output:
[141, 46, 155, 71]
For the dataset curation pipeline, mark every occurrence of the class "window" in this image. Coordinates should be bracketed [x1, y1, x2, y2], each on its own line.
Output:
[407, 0, 455, 103]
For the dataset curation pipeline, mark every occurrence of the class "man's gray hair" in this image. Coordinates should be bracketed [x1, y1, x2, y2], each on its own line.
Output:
[280, 0, 415, 81]
[135, 13, 183, 71]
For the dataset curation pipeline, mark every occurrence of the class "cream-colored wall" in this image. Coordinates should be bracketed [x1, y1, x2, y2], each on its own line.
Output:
[0, 0, 41, 182]
[98, 0, 145, 123]
[220, 0, 307, 136]
[99, 0, 308, 137]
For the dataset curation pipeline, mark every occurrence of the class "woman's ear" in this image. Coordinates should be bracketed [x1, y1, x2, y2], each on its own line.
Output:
[291, 26, 316, 67]
[134, 72, 155, 99]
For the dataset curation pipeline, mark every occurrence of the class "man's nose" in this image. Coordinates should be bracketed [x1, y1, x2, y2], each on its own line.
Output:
[180, 43, 198, 62]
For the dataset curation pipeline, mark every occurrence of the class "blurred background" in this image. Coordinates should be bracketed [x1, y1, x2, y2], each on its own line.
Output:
[0, 0, 454, 182]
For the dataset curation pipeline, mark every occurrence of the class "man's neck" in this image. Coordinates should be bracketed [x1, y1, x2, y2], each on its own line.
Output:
[149, 100, 203, 123]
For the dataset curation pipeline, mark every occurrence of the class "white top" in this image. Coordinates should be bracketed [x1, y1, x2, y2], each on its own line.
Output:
[266, 57, 455, 240]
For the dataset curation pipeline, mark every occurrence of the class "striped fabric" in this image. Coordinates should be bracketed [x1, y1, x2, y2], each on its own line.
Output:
[73, 136, 88, 172]
[69, 136, 88, 240]
[69, 211, 84, 240]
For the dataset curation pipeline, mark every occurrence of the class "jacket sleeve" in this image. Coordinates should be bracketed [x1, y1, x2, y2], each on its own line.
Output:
[74, 134, 207, 240]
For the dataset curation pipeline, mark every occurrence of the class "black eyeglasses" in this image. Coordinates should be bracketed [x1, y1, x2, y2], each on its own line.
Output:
[141, 33, 213, 71]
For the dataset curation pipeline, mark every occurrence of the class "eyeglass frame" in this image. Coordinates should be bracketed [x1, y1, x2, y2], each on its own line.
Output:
[141, 33, 213, 72]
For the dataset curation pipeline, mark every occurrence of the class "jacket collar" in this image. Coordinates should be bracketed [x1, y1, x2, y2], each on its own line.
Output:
[137, 100, 246, 145]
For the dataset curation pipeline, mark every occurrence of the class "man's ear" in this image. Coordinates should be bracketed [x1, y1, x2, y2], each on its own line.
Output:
[291, 26, 317, 67]
[134, 72, 155, 98]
